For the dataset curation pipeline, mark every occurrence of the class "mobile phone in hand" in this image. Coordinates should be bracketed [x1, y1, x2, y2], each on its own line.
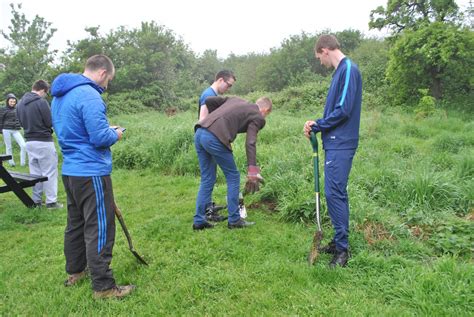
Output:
[114, 127, 126, 133]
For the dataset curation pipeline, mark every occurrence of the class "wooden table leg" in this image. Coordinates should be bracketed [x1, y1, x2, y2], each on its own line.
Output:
[0, 166, 36, 208]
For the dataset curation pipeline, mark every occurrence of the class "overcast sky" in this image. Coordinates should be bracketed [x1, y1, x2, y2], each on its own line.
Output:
[1, 0, 471, 58]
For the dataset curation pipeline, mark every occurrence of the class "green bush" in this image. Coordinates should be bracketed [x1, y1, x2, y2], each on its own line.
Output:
[430, 221, 474, 256]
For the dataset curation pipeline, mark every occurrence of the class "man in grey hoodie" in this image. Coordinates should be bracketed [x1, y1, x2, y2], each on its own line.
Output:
[16, 80, 62, 209]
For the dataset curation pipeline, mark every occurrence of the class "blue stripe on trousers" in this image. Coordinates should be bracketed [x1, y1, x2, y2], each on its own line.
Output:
[92, 176, 107, 253]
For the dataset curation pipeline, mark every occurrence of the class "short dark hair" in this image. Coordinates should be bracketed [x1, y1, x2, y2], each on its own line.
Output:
[32, 80, 49, 92]
[315, 34, 340, 53]
[215, 69, 236, 82]
[85, 54, 115, 73]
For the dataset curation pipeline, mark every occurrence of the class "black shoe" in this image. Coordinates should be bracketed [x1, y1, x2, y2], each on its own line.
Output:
[192, 222, 215, 231]
[46, 202, 64, 209]
[319, 240, 337, 255]
[228, 218, 255, 229]
[329, 250, 350, 268]
[206, 211, 228, 222]
[210, 202, 226, 212]
[205, 203, 228, 222]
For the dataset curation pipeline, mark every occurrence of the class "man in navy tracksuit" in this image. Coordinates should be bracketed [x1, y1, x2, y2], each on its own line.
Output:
[51, 55, 134, 299]
[304, 35, 362, 268]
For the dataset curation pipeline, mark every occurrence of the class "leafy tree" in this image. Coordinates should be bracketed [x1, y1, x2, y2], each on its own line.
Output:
[386, 22, 473, 104]
[369, 0, 461, 34]
[223, 53, 267, 95]
[61, 22, 200, 109]
[0, 3, 56, 96]
[254, 32, 323, 92]
[369, 0, 472, 108]
[351, 39, 389, 93]
[195, 50, 222, 86]
[336, 29, 363, 53]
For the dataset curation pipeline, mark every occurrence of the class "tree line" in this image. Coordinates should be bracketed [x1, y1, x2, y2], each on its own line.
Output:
[0, 1, 472, 113]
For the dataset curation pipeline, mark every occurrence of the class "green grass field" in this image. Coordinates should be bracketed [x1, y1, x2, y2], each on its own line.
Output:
[0, 108, 472, 315]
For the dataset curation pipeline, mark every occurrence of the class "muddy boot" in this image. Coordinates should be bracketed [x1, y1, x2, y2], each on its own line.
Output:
[64, 269, 88, 287]
[319, 240, 337, 255]
[93, 285, 136, 299]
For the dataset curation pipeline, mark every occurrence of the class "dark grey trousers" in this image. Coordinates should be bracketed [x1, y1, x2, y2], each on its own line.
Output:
[63, 175, 116, 291]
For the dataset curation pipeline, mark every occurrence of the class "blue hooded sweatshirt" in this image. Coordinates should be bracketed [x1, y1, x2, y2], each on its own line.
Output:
[51, 74, 118, 176]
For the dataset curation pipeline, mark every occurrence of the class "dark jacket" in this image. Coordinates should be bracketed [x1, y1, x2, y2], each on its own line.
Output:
[16, 92, 53, 142]
[0, 105, 22, 131]
[195, 96, 266, 166]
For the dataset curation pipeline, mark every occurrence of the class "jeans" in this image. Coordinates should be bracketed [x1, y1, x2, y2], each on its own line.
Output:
[194, 128, 240, 224]
[2, 129, 27, 166]
[324, 149, 356, 251]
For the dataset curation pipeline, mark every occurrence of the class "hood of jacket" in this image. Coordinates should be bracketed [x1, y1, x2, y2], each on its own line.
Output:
[5, 93, 17, 106]
[19, 92, 42, 106]
[51, 73, 104, 97]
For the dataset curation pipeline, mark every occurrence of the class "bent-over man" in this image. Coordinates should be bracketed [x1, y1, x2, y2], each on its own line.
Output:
[193, 96, 272, 230]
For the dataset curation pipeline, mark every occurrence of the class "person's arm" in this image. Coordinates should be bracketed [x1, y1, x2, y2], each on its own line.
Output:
[245, 118, 265, 167]
[0, 108, 6, 131]
[313, 60, 359, 132]
[199, 104, 209, 120]
[82, 98, 119, 148]
[38, 99, 53, 129]
[245, 119, 265, 193]
[205, 96, 227, 113]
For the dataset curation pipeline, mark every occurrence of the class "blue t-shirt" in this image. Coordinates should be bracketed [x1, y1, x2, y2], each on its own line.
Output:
[198, 86, 217, 118]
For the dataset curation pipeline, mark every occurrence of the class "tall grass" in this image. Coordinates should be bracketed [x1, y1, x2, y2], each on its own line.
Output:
[1, 104, 472, 315]
[109, 106, 473, 257]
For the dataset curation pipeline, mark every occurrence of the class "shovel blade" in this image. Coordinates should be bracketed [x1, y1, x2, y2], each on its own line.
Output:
[131, 250, 149, 266]
[307, 230, 323, 265]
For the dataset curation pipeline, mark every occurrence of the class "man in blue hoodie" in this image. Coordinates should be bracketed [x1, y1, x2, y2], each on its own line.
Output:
[51, 55, 134, 299]
[304, 35, 362, 268]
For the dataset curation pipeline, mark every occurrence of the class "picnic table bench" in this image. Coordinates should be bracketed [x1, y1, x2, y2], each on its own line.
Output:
[0, 154, 48, 208]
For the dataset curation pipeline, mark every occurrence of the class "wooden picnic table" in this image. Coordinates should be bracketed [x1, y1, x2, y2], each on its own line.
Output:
[0, 154, 48, 208]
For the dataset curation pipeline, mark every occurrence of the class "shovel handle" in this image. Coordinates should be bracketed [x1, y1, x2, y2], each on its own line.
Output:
[113, 202, 134, 250]
[310, 131, 318, 153]
[310, 132, 320, 193]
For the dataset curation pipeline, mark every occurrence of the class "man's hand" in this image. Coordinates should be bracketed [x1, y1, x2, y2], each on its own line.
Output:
[111, 126, 123, 140]
[245, 166, 264, 194]
[304, 120, 317, 138]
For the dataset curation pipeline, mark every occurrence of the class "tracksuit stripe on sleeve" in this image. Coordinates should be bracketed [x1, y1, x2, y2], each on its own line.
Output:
[92, 176, 107, 253]
[338, 59, 352, 108]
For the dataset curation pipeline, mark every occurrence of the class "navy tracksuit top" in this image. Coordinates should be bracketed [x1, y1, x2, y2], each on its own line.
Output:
[312, 57, 362, 150]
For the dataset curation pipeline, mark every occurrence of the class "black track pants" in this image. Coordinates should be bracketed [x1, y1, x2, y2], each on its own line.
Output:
[63, 175, 116, 291]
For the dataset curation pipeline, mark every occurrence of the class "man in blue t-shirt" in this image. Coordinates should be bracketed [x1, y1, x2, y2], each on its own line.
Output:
[198, 70, 236, 222]
[198, 70, 236, 120]
[304, 35, 362, 268]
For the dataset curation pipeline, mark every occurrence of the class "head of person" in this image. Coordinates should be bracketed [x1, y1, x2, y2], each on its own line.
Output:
[83, 54, 115, 90]
[314, 34, 341, 68]
[256, 97, 272, 117]
[214, 70, 236, 94]
[32, 80, 50, 98]
[5, 93, 17, 108]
